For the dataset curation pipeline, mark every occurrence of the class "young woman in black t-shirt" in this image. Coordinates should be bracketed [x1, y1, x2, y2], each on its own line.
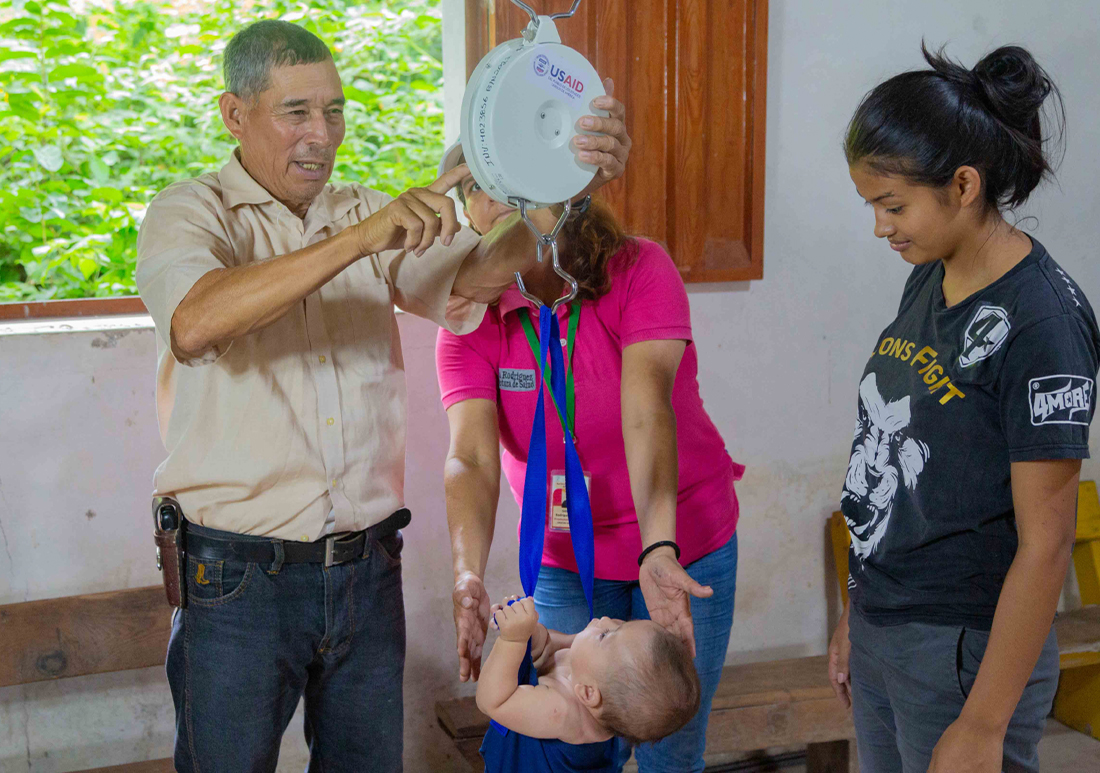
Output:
[828, 44, 1099, 772]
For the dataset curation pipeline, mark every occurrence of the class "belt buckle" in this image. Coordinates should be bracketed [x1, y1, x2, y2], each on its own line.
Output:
[323, 532, 359, 568]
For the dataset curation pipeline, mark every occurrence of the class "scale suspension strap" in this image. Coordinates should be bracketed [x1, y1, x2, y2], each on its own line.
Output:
[496, 302, 595, 726]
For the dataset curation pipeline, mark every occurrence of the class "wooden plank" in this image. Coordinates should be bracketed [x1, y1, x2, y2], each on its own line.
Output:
[746, 0, 769, 279]
[670, 0, 706, 282]
[696, 0, 753, 280]
[80, 760, 174, 773]
[440, 689, 854, 757]
[671, 0, 765, 283]
[1077, 480, 1100, 541]
[439, 655, 838, 738]
[0, 296, 147, 321]
[1073, 539, 1100, 608]
[0, 586, 172, 688]
[1056, 604, 1100, 671]
[711, 655, 835, 710]
[1053, 662, 1100, 742]
[436, 697, 490, 740]
[455, 737, 485, 772]
[830, 511, 851, 606]
[806, 739, 851, 773]
[622, 0, 670, 244]
[464, 0, 488, 80]
[706, 697, 855, 751]
[590, 0, 630, 223]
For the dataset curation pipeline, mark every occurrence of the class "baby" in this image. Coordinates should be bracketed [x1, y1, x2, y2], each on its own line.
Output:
[477, 595, 701, 751]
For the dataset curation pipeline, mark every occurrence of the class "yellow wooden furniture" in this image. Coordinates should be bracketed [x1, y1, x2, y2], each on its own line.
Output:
[828, 480, 1100, 741]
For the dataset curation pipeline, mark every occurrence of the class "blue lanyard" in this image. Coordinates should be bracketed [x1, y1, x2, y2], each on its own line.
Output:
[494, 303, 595, 717]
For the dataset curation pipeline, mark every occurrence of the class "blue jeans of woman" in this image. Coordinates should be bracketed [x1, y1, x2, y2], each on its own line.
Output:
[532, 532, 738, 773]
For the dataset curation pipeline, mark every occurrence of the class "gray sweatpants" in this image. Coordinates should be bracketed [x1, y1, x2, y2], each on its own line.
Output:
[848, 606, 1060, 773]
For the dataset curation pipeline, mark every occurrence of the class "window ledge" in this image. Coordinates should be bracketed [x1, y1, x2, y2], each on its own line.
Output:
[0, 296, 147, 322]
[0, 314, 154, 338]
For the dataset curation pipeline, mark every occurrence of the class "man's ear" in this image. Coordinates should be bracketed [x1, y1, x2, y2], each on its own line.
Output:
[573, 681, 603, 710]
[219, 92, 247, 141]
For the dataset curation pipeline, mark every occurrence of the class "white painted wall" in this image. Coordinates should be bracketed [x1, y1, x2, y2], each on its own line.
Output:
[2, 0, 1099, 769]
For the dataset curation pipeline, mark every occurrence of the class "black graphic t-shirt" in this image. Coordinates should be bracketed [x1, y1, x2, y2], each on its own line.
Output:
[843, 238, 1100, 629]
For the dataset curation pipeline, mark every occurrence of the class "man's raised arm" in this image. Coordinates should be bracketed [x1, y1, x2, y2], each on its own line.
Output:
[164, 168, 468, 361]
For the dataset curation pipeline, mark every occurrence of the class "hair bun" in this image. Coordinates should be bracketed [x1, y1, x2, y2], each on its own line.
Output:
[970, 46, 1052, 131]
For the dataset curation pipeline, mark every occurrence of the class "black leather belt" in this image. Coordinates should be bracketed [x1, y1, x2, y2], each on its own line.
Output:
[185, 508, 410, 568]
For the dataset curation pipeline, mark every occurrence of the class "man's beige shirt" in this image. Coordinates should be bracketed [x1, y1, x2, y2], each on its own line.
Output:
[136, 152, 484, 540]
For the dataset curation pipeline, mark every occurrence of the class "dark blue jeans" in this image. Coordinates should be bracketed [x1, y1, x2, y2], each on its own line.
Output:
[166, 522, 406, 773]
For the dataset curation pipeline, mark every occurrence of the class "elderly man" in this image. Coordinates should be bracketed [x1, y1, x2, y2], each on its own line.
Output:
[135, 19, 629, 773]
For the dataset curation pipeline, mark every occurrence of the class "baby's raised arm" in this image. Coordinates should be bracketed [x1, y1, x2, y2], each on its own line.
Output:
[475, 596, 573, 739]
[530, 624, 576, 671]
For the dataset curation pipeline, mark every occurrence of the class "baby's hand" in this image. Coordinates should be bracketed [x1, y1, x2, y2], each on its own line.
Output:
[490, 595, 539, 643]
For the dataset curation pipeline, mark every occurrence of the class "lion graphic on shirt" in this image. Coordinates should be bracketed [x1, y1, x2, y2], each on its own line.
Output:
[842, 373, 931, 562]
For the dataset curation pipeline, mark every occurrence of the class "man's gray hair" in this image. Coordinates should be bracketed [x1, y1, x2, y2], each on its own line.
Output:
[223, 20, 332, 100]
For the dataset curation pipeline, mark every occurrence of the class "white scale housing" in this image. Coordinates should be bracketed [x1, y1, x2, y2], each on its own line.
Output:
[460, 15, 607, 209]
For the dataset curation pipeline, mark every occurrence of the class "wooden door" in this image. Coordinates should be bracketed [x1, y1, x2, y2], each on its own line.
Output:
[465, 0, 768, 282]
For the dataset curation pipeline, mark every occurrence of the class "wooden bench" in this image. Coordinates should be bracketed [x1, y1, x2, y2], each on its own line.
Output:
[829, 479, 1100, 742]
[0, 585, 175, 772]
[437, 655, 855, 772]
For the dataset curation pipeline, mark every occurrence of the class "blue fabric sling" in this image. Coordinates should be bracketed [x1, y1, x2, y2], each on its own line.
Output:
[480, 304, 619, 773]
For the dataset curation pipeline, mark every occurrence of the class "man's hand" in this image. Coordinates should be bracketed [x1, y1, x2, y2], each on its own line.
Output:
[453, 571, 492, 682]
[490, 595, 539, 644]
[573, 78, 631, 196]
[354, 165, 468, 258]
[927, 715, 1004, 773]
[828, 605, 852, 709]
[638, 550, 713, 657]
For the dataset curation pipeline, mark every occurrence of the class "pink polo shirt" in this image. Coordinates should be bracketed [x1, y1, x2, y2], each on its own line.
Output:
[436, 239, 743, 581]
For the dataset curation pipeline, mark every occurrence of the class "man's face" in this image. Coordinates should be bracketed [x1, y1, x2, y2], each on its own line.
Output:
[231, 59, 346, 215]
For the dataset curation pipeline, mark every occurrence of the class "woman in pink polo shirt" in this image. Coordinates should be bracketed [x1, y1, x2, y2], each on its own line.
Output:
[436, 153, 743, 773]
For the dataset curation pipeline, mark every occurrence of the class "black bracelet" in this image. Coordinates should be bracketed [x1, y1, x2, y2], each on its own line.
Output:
[638, 540, 681, 566]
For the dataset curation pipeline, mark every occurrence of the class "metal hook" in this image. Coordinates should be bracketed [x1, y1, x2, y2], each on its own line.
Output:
[549, 0, 584, 20]
[549, 240, 579, 312]
[511, 0, 540, 28]
[514, 199, 577, 311]
[510, 0, 584, 27]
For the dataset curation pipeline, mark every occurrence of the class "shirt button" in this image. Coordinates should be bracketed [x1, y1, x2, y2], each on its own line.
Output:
[300, 535, 310, 542]
[319, 355, 326, 364]
[327, 417, 335, 426]
[331, 478, 338, 488]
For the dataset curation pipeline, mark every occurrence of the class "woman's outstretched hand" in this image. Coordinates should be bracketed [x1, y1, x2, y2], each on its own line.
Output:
[638, 550, 713, 657]
[453, 570, 492, 682]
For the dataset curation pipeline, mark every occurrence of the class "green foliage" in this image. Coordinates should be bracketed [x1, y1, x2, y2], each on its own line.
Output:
[0, 0, 444, 301]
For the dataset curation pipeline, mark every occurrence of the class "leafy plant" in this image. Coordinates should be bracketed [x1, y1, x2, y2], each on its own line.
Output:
[0, 0, 444, 301]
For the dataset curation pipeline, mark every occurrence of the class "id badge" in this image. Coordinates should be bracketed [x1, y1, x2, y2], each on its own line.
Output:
[549, 470, 592, 533]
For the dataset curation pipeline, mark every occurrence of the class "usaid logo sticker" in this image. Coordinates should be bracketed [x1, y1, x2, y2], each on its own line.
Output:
[499, 368, 536, 392]
[959, 305, 1011, 368]
[533, 54, 550, 77]
[1030, 375, 1094, 426]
